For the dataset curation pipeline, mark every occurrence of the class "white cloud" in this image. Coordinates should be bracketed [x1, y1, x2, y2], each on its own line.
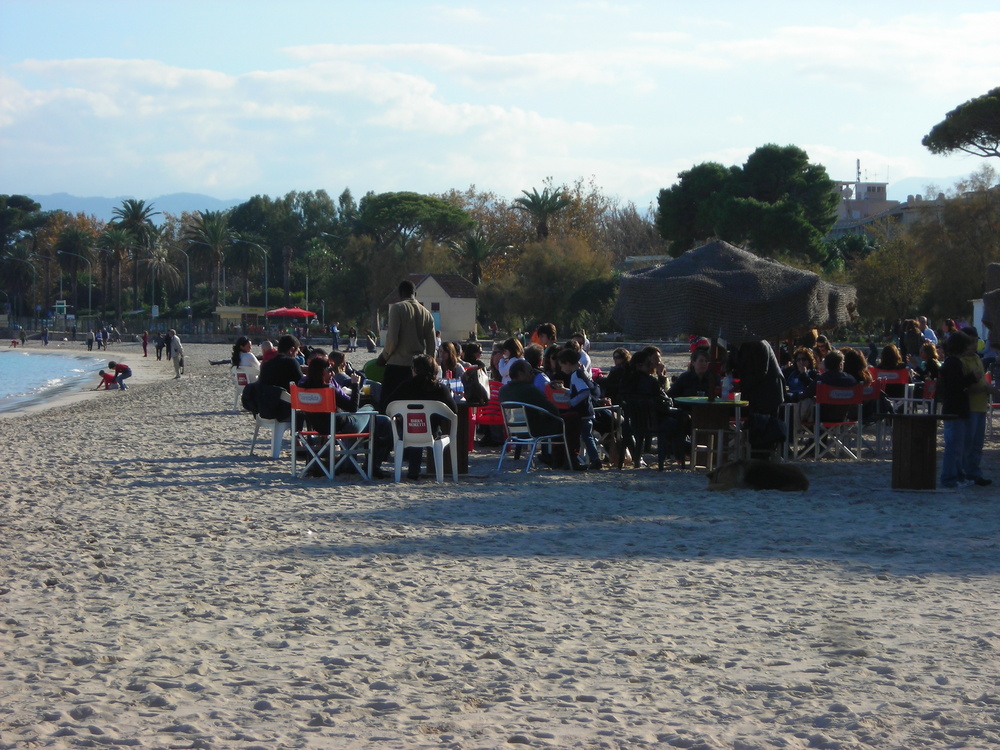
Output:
[2, 5, 997, 201]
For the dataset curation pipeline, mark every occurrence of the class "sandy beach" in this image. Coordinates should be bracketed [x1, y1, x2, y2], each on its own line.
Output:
[1, 341, 998, 749]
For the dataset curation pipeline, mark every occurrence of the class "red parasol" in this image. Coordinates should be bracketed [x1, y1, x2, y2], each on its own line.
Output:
[265, 306, 316, 318]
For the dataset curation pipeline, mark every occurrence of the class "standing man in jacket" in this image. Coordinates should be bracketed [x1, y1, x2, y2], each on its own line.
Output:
[378, 280, 436, 408]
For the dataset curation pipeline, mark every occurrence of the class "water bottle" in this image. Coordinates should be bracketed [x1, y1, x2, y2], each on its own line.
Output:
[721, 375, 733, 400]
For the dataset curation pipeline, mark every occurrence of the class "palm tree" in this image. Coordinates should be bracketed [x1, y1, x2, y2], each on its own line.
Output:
[54, 227, 95, 316]
[99, 227, 132, 323]
[112, 199, 159, 312]
[140, 228, 181, 314]
[185, 210, 235, 307]
[447, 229, 510, 285]
[514, 187, 571, 240]
[226, 235, 267, 307]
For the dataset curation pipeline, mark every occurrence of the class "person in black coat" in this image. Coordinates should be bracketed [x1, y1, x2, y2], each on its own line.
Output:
[382, 354, 457, 480]
[782, 347, 819, 402]
[731, 340, 787, 456]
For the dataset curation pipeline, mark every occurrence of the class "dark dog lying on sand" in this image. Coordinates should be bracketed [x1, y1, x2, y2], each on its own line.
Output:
[707, 458, 809, 492]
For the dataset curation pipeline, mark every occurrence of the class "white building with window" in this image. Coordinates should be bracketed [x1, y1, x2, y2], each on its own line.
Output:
[380, 274, 478, 343]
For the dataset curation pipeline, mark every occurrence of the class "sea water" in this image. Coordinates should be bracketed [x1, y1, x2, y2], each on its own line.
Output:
[0, 350, 106, 413]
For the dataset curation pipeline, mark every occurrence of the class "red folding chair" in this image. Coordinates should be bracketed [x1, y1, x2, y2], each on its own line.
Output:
[289, 384, 374, 481]
[470, 381, 505, 442]
[811, 383, 864, 460]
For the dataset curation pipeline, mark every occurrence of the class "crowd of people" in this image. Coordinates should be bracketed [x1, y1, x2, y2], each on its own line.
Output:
[229, 283, 997, 487]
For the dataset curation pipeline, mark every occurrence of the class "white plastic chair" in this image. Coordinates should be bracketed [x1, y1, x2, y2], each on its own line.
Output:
[232, 366, 258, 411]
[386, 400, 458, 482]
[249, 386, 291, 459]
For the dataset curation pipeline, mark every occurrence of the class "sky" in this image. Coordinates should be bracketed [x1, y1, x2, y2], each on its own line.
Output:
[1, 1, 998, 209]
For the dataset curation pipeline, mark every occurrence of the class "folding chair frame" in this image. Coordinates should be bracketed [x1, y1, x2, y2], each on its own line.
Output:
[812, 383, 864, 461]
[497, 401, 572, 474]
[289, 384, 374, 481]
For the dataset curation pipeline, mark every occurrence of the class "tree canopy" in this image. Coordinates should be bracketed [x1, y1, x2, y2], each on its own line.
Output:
[656, 145, 837, 263]
[922, 86, 1000, 160]
[514, 187, 571, 240]
[0, 194, 46, 255]
[356, 191, 474, 252]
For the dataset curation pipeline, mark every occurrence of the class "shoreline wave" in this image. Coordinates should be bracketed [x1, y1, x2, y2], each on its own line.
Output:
[0, 350, 105, 414]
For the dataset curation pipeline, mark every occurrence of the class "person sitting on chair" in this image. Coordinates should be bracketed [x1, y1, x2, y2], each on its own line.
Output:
[381, 354, 456, 481]
[622, 345, 685, 469]
[801, 350, 857, 423]
[596, 347, 632, 405]
[299, 356, 390, 478]
[668, 347, 714, 400]
[783, 346, 819, 401]
[259, 335, 302, 390]
[500, 359, 568, 468]
[876, 343, 909, 398]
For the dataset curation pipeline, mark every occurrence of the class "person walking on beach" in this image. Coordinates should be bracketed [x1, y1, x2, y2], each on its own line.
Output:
[168, 329, 184, 378]
[86, 329, 95, 351]
[142, 330, 149, 357]
[377, 279, 436, 408]
[154, 332, 164, 360]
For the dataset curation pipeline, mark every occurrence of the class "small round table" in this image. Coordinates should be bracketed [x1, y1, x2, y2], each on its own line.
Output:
[673, 397, 749, 471]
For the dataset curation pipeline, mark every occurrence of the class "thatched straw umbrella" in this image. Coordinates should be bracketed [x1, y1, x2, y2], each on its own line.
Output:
[613, 240, 857, 344]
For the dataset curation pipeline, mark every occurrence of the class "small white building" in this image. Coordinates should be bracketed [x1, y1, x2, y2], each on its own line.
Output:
[381, 274, 478, 343]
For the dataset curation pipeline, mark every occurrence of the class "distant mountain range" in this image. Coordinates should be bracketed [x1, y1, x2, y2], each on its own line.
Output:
[24, 177, 964, 224]
[25, 192, 246, 224]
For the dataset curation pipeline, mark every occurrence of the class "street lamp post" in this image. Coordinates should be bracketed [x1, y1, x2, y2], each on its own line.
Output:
[57, 250, 94, 321]
[232, 237, 268, 318]
[175, 247, 191, 307]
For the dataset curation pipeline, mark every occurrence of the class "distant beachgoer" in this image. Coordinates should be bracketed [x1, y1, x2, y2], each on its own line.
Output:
[19, 329, 27, 347]
[87, 329, 95, 351]
[154, 332, 164, 360]
[168, 329, 184, 378]
[142, 331, 149, 358]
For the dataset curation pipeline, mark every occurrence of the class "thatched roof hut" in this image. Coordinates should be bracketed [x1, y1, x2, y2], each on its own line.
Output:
[613, 240, 857, 343]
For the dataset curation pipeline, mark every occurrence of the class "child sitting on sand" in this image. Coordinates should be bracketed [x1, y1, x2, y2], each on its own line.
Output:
[94, 370, 119, 390]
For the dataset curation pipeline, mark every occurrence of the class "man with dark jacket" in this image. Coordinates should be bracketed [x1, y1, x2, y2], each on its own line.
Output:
[255, 334, 303, 422]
